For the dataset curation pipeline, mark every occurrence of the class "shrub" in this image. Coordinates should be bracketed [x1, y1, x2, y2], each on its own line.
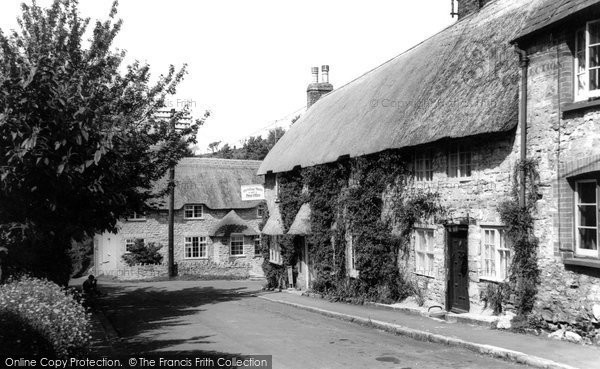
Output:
[0, 276, 91, 357]
[122, 240, 164, 266]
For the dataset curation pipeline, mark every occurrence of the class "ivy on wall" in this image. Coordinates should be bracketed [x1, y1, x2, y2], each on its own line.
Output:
[301, 152, 443, 303]
[302, 161, 351, 292]
[261, 169, 305, 289]
[498, 159, 540, 317]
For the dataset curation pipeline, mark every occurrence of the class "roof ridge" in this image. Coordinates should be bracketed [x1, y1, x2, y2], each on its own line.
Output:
[303, 19, 460, 111]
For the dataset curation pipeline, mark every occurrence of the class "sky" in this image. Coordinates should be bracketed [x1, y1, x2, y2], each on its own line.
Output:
[0, 0, 456, 154]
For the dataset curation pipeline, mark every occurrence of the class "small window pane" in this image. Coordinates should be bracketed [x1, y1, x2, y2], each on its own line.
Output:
[590, 22, 600, 45]
[579, 228, 598, 250]
[577, 29, 587, 55]
[578, 74, 587, 94]
[579, 205, 597, 227]
[590, 68, 600, 91]
[578, 182, 596, 204]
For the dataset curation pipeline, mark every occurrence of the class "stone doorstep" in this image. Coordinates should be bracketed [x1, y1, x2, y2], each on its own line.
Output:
[368, 302, 499, 328]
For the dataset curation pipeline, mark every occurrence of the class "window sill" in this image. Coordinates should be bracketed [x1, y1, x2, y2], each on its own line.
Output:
[563, 99, 600, 115]
[183, 257, 208, 261]
[253, 254, 263, 258]
[230, 254, 246, 258]
[184, 218, 205, 221]
[563, 257, 600, 269]
[126, 219, 147, 222]
[478, 276, 507, 283]
[413, 272, 435, 279]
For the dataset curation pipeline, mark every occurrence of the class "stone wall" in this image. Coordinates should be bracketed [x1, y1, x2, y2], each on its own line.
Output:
[95, 206, 264, 280]
[524, 23, 600, 342]
[396, 133, 519, 311]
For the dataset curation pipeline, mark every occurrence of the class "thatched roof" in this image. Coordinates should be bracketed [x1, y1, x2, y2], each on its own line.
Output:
[258, 0, 532, 175]
[152, 158, 263, 210]
[262, 206, 284, 235]
[513, 0, 600, 43]
[287, 203, 311, 236]
[210, 210, 259, 237]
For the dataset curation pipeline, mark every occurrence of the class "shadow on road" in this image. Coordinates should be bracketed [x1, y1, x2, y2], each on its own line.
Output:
[95, 282, 260, 357]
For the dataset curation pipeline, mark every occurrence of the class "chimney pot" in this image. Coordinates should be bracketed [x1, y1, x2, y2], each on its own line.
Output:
[321, 65, 329, 83]
[311, 67, 319, 83]
[307, 64, 333, 108]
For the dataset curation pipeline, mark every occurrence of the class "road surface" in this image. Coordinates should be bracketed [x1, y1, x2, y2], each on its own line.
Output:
[98, 279, 525, 369]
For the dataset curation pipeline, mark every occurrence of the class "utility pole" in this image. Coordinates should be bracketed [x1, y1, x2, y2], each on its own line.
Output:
[168, 109, 176, 278]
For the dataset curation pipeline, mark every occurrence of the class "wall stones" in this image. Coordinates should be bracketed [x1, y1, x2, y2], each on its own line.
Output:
[95, 206, 264, 280]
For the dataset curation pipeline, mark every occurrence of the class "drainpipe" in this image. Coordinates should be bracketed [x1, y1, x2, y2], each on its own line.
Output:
[515, 44, 529, 208]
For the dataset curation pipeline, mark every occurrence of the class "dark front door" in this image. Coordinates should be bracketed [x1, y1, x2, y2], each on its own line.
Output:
[448, 229, 469, 313]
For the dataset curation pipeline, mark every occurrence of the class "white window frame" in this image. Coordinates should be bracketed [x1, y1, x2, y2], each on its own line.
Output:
[575, 20, 600, 101]
[414, 229, 435, 277]
[447, 145, 472, 178]
[414, 150, 433, 182]
[230, 233, 245, 256]
[257, 204, 266, 218]
[184, 204, 203, 219]
[269, 236, 283, 265]
[184, 236, 207, 259]
[480, 227, 511, 281]
[126, 211, 146, 221]
[346, 235, 359, 278]
[125, 238, 144, 253]
[575, 179, 599, 257]
[254, 236, 262, 256]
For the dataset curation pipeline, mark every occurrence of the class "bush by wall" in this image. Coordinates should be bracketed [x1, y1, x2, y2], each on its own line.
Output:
[122, 240, 164, 266]
[0, 276, 91, 357]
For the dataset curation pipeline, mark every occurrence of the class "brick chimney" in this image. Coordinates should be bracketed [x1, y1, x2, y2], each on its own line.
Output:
[455, 0, 493, 20]
[307, 65, 333, 108]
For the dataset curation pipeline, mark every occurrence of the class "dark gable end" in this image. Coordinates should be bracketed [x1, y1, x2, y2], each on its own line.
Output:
[151, 158, 264, 210]
[258, 0, 533, 175]
[512, 0, 600, 43]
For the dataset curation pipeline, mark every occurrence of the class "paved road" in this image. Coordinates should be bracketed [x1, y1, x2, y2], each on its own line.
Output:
[98, 279, 525, 369]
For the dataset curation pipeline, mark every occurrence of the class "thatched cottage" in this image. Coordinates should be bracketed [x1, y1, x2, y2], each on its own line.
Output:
[94, 158, 265, 280]
[258, 0, 600, 337]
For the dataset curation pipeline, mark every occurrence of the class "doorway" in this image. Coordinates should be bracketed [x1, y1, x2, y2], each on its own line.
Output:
[447, 227, 469, 313]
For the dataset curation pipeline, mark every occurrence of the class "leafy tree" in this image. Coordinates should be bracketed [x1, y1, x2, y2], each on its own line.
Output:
[207, 141, 221, 153]
[206, 127, 286, 160]
[0, 0, 207, 284]
[121, 240, 163, 266]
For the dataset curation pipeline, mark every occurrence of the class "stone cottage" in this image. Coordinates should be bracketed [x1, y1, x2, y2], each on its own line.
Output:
[94, 158, 265, 280]
[259, 0, 600, 334]
[511, 0, 600, 334]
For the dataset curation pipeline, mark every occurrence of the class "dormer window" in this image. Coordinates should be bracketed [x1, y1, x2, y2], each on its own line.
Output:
[184, 204, 203, 219]
[575, 20, 600, 101]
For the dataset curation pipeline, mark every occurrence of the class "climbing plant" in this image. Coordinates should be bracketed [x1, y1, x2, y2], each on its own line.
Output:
[261, 169, 304, 289]
[302, 161, 351, 292]
[498, 159, 540, 316]
[299, 151, 444, 303]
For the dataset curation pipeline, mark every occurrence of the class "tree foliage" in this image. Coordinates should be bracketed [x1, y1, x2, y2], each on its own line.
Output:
[206, 127, 285, 160]
[0, 0, 207, 284]
[121, 240, 163, 266]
